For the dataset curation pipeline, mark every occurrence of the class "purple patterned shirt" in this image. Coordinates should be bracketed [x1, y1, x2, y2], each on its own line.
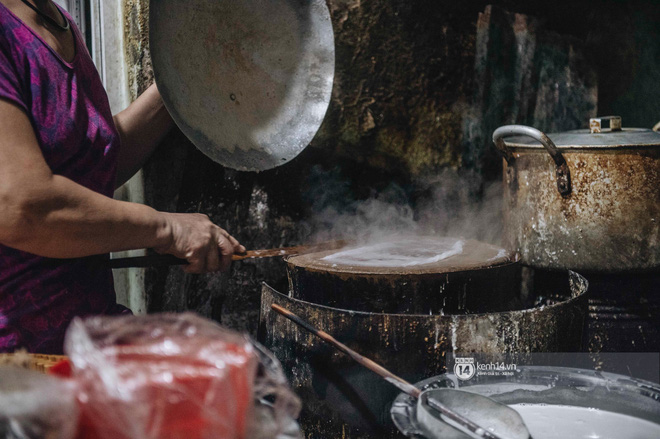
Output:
[0, 3, 128, 354]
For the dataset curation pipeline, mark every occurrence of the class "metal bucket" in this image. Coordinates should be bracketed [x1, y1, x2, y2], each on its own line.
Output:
[258, 271, 588, 438]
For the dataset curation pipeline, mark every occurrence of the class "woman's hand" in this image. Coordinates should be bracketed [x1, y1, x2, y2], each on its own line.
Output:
[156, 213, 245, 274]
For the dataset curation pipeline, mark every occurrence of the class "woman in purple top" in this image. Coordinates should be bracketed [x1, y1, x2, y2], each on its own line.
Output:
[0, 0, 245, 354]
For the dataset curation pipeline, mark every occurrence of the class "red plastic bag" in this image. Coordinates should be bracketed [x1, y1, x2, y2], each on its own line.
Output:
[63, 313, 300, 439]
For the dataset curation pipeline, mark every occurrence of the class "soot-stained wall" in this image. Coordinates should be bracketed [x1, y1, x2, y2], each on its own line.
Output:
[124, 0, 659, 334]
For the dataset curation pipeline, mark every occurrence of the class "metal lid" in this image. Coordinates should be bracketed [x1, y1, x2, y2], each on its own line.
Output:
[150, 0, 335, 171]
[504, 116, 660, 149]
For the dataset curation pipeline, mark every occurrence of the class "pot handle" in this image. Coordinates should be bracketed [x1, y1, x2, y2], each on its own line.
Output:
[493, 125, 572, 196]
[653, 121, 660, 132]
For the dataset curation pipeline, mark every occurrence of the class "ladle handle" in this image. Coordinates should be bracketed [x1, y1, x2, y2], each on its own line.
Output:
[271, 304, 507, 439]
[271, 304, 421, 398]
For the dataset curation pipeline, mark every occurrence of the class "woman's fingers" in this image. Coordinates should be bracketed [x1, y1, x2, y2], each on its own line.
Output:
[159, 213, 243, 274]
[216, 232, 234, 272]
[218, 227, 245, 254]
[215, 232, 234, 271]
[185, 230, 235, 274]
[205, 234, 222, 273]
[183, 251, 207, 274]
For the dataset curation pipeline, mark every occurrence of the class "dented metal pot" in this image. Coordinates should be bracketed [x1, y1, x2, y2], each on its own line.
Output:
[493, 117, 660, 272]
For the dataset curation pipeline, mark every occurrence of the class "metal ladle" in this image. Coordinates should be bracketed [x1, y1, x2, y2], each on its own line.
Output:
[270, 304, 533, 439]
[417, 389, 532, 439]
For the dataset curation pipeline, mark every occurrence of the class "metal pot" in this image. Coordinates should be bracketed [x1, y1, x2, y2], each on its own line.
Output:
[493, 116, 660, 272]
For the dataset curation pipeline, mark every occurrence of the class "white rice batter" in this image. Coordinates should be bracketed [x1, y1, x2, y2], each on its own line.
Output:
[320, 237, 465, 267]
[510, 404, 660, 439]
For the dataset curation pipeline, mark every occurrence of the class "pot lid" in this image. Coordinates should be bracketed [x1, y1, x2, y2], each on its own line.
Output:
[150, 0, 335, 171]
[503, 116, 660, 149]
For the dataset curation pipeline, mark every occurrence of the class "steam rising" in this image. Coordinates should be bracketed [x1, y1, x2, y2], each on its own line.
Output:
[321, 238, 465, 267]
[302, 166, 503, 246]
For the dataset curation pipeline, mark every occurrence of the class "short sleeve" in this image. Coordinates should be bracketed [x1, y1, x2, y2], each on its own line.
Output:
[0, 44, 27, 111]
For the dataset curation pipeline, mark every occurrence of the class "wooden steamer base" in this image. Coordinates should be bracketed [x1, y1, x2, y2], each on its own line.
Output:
[286, 239, 520, 315]
[258, 238, 588, 438]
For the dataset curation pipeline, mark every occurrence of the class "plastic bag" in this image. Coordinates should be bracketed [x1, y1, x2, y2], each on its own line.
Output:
[0, 366, 78, 439]
[64, 313, 301, 439]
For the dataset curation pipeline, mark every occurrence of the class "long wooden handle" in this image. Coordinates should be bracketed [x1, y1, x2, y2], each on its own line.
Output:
[104, 252, 267, 269]
[270, 303, 421, 399]
[232, 240, 349, 260]
[104, 254, 188, 269]
[105, 240, 349, 269]
[270, 304, 507, 439]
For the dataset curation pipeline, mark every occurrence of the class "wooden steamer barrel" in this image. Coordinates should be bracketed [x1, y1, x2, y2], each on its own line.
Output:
[286, 238, 520, 314]
[258, 237, 589, 438]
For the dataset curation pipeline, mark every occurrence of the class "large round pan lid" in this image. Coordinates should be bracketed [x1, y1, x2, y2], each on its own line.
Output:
[150, 0, 335, 171]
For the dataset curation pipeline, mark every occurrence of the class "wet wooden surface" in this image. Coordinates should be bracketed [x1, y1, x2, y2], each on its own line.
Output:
[286, 240, 521, 314]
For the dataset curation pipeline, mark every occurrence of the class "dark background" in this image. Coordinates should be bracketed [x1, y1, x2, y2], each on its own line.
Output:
[123, 0, 660, 334]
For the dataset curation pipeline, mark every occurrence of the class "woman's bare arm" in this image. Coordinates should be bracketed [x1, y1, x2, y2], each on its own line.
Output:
[0, 99, 243, 273]
[113, 83, 174, 188]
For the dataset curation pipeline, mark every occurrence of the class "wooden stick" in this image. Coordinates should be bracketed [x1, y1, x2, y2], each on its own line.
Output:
[270, 303, 508, 439]
[105, 240, 350, 269]
[232, 240, 349, 261]
[270, 303, 421, 398]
